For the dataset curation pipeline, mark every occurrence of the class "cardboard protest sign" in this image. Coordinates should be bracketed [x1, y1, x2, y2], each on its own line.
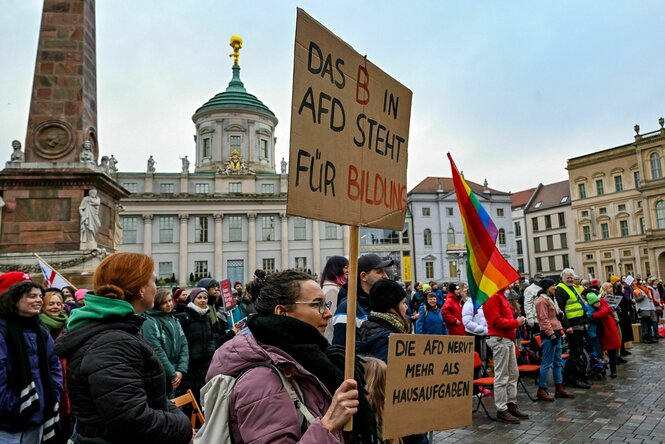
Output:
[604, 294, 623, 308]
[220, 279, 236, 310]
[288, 9, 412, 231]
[383, 334, 474, 439]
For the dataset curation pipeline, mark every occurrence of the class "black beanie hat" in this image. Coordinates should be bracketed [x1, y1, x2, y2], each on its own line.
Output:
[539, 279, 556, 293]
[447, 283, 459, 294]
[369, 279, 406, 313]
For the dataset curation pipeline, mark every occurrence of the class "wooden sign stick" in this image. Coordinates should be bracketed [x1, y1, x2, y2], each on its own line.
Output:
[343, 225, 360, 431]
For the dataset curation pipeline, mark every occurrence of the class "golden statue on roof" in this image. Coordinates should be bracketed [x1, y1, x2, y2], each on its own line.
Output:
[229, 35, 243, 65]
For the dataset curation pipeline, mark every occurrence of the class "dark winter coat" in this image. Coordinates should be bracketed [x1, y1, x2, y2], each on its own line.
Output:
[356, 317, 399, 362]
[141, 310, 189, 381]
[415, 304, 445, 335]
[176, 307, 215, 363]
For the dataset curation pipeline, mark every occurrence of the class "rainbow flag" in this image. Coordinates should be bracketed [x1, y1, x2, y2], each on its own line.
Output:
[448, 153, 519, 306]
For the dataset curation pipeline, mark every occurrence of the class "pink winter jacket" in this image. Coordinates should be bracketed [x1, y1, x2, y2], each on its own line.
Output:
[206, 331, 344, 444]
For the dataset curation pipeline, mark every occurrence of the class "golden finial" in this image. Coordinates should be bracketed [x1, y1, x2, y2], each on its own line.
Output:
[229, 35, 243, 66]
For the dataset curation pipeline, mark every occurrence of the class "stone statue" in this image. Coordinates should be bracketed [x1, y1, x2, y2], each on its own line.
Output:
[109, 155, 118, 173]
[10, 140, 24, 162]
[80, 138, 94, 163]
[239, 158, 249, 175]
[79, 188, 101, 247]
[113, 203, 125, 249]
[147, 155, 156, 173]
[280, 157, 287, 174]
[181, 155, 190, 173]
[99, 156, 110, 174]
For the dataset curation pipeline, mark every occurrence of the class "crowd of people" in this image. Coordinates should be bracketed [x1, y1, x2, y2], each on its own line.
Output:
[0, 251, 662, 443]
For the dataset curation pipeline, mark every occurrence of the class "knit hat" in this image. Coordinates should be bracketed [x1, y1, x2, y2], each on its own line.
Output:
[75, 288, 88, 302]
[369, 279, 406, 313]
[610, 275, 620, 284]
[587, 293, 600, 306]
[0, 271, 32, 293]
[196, 278, 219, 290]
[447, 283, 460, 294]
[590, 278, 600, 287]
[539, 278, 556, 293]
[173, 288, 185, 300]
[188, 287, 208, 302]
[422, 283, 431, 293]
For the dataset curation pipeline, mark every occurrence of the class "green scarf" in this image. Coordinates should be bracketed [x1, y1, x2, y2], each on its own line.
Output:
[67, 294, 135, 330]
[39, 311, 68, 331]
[369, 310, 410, 333]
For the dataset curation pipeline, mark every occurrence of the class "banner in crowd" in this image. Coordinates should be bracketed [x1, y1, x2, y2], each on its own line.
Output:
[220, 279, 236, 310]
[36, 254, 73, 289]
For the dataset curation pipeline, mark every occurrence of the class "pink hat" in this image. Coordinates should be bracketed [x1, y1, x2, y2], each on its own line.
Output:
[0, 271, 32, 293]
[75, 288, 88, 301]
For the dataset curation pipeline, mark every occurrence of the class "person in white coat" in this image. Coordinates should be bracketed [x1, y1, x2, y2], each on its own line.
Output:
[462, 298, 488, 360]
[523, 273, 545, 335]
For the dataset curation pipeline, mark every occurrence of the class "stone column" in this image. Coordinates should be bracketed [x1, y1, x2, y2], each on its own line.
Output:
[281, 213, 289, 270]
[343, 225, 351, 257]
[180, 172, 189, 195]
[312, 220, 321, 276]
[142, 214, 153, 256]
[214, 213, 224, 279]
[248, 212, 257, 275]
[145, 172, 154, 194]
[179, 214, 189, 287]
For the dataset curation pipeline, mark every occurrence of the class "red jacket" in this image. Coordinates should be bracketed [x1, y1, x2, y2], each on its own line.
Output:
[442, 293, 466, 336]
[483, 292, 519, 340]
[591, 298, 621, 351]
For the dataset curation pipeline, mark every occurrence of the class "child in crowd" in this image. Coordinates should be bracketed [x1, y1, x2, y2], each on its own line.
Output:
[588, 291, 621, 378]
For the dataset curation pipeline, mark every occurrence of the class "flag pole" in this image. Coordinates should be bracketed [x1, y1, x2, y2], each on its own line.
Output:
[34, 253, 79, 290]
[343, 224, 359, 432]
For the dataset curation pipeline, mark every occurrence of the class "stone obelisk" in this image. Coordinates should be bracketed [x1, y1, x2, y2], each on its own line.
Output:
[0, 0, 127, 286]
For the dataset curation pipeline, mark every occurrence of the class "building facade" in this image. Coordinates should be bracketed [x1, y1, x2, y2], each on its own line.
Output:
[511, 187, 537, 278]
[408, 177, 515, 283]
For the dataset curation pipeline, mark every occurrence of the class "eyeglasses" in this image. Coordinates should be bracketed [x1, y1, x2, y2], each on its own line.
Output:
[292, 299, 333, 314]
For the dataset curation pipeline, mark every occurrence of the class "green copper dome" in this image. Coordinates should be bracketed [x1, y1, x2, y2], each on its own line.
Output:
[195, 65, 275, 117]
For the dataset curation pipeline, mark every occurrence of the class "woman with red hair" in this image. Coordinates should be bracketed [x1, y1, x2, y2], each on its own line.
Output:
[55, 252, 191, 444]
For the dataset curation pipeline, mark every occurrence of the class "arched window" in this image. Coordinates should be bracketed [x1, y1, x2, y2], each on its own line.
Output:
[657, 201, 665, 229]
[447, 228, 455, 245]
[424, 229, 432, 246]
[498, 228, 506, 245]
[651, 152, 663, 179]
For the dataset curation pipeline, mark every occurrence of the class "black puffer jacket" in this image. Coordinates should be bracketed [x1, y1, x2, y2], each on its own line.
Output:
[54, 316, 191, 444]
[176, 307, 215, 363]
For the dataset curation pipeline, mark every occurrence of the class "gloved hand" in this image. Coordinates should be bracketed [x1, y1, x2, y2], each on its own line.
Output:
[549, 334, 558, 344]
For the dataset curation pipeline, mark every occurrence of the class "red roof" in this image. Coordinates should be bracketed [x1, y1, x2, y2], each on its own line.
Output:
[511, 188, 537, 209]
[409, 177, 508, 195]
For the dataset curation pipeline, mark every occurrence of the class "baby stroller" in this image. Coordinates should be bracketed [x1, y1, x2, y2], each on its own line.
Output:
[584, 334, 608, 380]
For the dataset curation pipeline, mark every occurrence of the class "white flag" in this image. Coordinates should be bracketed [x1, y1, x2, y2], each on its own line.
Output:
[37, 258, 70, 289]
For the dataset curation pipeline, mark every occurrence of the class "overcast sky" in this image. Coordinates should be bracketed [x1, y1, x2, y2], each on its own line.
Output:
[2, 1, 664, 193]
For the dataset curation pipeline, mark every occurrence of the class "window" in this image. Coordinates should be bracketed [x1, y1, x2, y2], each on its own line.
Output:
[516, 240, 523, 255]
[534, 237, 541, 253]
[261, 183, 274, 194]
[446, 208, 454, 216]
[583, 226, 591, 241]
[560, 196, 569, 203]
[121, 217, 138, 244]
[618, 204, 626, 212]
[625, 263, 634, 276]
[599, 207, 607, 215]
[560, 233, 567, 249]
[195, 216, 209, 242]
[123, 182, 137, 193]
[638, 200, 643, 208]
[229, 182, 242, 193]
[498, 228, 506, 246]
[586, 254, 594, 260]
[657, 201, 665, 229]
[620, 220, 629, 237]
[194, 260, 209, 280]
[448, 261, 457, 279]
[558, 212, 565, 227]
[596, 179, 604, 196]
[562, 254, 569, 269]
[534, 202, 542, 209]
[261, 216, 275, 241]
[634, 171, 641, 188]
[623, 249, 631, 257]
[605, 265, 614, 278]
[294, 217, 307, 240]
[497, 208, 504, 217]
[262, 258, 275, 274]
[651, 152, 663, 179]
[535, 257, 542, 272]
[159, 216, 175, 243]
[640, 217, 646, 234]
[548, 256, 556, 271]
[515, 221, 521, 237]
[544, 215, 552, 229]
[160, 183, 175, 194]
[578, 183, 586, 199]
[447, 228, 455, 244]
[601, 222, 610, 239]
[518, 259, 524, 273]
[581, 210, 589, 218]
[325, 223, 338, 240]
[587, 267, 595, 278]
[402, 226, 409, 244]
[422, 207, 431, 217]
[425, 261, 434, 280]
[546, 235, 554, 250]
[532, 218, 539, 232]
[230, 135, 241, 151]
[195, 183, 209, 194]
[260, 139, 268, 159]
[603, 252, 612, 259]
[227, 259, 244, 285]
[228, 215, 242, 241]
[614, 175, 623, 192]
[423, 229, 432, 246]
[158, 262, 173, 280]
[203, 138, 211, 158]
[295, 257, 307, 272]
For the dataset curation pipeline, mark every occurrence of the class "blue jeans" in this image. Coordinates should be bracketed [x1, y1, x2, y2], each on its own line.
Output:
[539, 335, 563, 388]
[0, 425, 43, 444]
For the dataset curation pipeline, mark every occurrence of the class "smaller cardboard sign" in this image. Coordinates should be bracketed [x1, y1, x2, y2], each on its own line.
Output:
[382, 334, 474, 439]
[625, 275, 634, 286]
[604, 294, 623, 308]
[220, 279, 236, 310]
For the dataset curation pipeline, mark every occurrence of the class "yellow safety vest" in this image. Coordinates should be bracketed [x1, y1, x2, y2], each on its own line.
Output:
[557, 283, 585, 320]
